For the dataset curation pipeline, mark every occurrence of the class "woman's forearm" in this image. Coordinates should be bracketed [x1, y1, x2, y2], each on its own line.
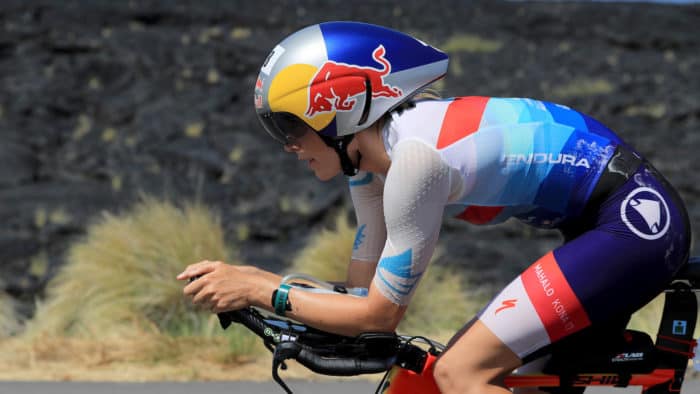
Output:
[283, 285, 406, 337]
[243, 264, 402, 337]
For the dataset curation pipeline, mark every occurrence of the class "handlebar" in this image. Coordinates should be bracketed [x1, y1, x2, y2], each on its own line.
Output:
[186, 276, 441, 393]
[218, 308, 406, 393]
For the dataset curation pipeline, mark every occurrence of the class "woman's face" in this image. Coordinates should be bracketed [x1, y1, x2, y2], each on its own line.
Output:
[283, 131, 341, 181]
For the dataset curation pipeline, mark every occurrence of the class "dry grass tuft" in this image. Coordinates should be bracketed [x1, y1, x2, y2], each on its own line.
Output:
[396, 256, 480, 340]
[5, 197, 261, 376]
[289, 212, 355, 281]
[26, 197, 234, 338]
[290, 212, 475, 341]
[0, 291, 21, 337]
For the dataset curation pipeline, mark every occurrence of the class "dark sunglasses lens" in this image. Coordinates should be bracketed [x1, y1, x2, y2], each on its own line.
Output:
[272, 112, 312, 140]
[258, 112, 311, 144]
[258, 113, 288, 144]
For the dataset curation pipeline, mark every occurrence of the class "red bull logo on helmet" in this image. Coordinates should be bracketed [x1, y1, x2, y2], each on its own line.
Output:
[267, 45, 404, 133]
[305, 45, 403, 118]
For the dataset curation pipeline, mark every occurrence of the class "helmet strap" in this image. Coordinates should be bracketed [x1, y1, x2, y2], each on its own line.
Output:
[321, 135, 361, 177]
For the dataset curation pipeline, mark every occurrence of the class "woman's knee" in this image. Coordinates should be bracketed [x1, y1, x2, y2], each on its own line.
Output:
[432, 351, 471, 393]
[433, 350, 505, 394]
[433, 319, 523, 393]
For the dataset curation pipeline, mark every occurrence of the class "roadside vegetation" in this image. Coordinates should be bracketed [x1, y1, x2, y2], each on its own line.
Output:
[0, 198, 262, 380]
[0, 290, 20, 338]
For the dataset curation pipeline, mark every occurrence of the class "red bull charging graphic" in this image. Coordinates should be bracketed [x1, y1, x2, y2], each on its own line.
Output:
[305, 45, 403, 118]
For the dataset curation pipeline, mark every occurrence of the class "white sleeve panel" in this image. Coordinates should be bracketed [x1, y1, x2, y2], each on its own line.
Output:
[349, 171, 386, 262]
[373, 139, 451, 305]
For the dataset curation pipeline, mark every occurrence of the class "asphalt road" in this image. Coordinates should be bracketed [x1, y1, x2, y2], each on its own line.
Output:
[0, 381, 698, 394]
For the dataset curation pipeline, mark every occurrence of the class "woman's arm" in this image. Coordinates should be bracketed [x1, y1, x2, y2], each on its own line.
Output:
[283, 281, 406, 336]
[346, 259, 378, 289]
[346, 170, 386, 289]
[178, 261, 400, 335]
[284, 139, 452, 334]
[179, 140, 451, 337]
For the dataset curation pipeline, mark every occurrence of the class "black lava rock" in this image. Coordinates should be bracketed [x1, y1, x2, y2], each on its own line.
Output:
[0, 0, 698, 316]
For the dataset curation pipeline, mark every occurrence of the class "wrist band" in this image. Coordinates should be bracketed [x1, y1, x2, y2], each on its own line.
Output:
[274, 283, 292, 316]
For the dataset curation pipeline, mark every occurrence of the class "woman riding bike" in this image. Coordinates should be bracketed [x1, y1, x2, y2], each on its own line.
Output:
[177, 22, 691, 394]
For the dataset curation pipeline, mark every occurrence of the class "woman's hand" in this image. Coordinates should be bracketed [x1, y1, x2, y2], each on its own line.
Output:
[177, 260, 269, 313]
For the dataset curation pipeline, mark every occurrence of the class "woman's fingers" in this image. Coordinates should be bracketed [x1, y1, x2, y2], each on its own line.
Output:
[181, 261, 242, 311]
[176, 260, 220, 280]
[178, 261, 255, 313]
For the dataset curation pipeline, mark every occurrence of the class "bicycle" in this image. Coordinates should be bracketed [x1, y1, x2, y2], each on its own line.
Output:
[197, 256, 700, 393]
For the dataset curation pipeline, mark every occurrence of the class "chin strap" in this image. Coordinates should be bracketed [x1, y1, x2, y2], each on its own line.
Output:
[321, 135, 361, 177]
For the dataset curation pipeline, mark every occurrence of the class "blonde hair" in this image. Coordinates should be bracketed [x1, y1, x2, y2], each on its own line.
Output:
[388, 87, 443, 116]
[412, 88, 443, 101]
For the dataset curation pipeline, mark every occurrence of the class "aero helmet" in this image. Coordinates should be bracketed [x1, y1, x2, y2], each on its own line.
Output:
[254, 21, 449, 144]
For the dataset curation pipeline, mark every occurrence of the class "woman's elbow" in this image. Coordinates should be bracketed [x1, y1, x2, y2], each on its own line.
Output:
[360, 302, 405, 333]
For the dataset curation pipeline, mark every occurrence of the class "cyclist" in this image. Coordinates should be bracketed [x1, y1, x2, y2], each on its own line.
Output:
[177, 22, 691, 394]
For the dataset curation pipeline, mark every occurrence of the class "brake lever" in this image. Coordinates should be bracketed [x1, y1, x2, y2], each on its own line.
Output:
[272, 342, 302, 394]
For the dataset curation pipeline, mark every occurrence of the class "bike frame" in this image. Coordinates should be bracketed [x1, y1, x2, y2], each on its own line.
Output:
[207, 256, 699, 394]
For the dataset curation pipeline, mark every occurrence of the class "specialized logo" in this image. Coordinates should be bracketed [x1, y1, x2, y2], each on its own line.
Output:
[620, 187, 670, 240]
[494, 299, 518, 315]
[305, 45, 403, 118]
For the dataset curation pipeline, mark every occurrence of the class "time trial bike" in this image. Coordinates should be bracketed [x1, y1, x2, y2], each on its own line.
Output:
[199, 255, 700, 393]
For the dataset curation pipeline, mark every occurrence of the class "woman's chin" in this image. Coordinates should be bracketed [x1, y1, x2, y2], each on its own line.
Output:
[313, 168, 341, 181]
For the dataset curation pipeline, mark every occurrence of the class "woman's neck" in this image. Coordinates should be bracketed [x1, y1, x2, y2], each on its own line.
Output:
[351, 121, 391, 176]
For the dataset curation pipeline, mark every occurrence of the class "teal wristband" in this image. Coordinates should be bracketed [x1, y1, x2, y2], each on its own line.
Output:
[274, 283, 292, 316]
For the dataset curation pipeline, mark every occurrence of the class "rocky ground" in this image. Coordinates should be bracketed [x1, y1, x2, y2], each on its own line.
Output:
[1, 0, 699, 319]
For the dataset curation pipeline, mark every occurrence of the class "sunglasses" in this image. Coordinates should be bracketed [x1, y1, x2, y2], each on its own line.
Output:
[258, 112, 313, 145]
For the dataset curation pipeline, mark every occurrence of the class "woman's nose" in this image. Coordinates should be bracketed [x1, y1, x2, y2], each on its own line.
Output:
[284, 143, 300, 152]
